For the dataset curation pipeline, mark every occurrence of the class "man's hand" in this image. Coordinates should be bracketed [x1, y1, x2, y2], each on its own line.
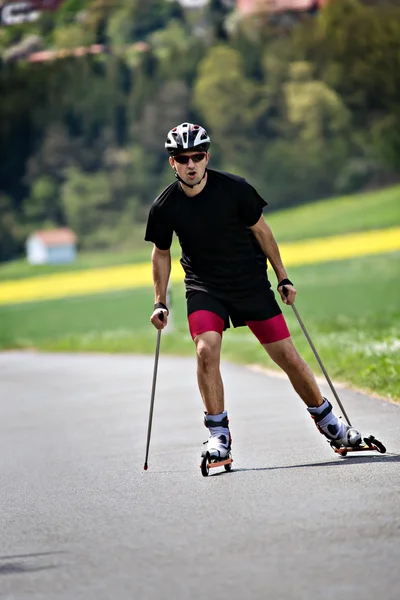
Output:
[150, 309, 168, 329]
[278, 284, 296, 305]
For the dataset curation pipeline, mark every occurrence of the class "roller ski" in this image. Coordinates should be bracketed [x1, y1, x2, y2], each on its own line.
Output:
[308, 398, 386, 457]
[200, 411, 233, 477]
[329, 434, 386, 457]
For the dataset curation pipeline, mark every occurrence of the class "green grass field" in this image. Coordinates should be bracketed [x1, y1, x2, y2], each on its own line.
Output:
[1, 184, 399, 281]
[0, 247, 153, 282]
[1, 252, 399, 401]
[267, 183, 400, 242]
[1, 183, 399, 401]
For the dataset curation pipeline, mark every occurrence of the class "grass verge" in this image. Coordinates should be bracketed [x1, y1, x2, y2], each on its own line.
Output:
[1, 252, 399, 402]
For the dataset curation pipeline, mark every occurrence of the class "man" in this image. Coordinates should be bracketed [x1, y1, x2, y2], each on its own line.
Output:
[145, 122, 362, 462]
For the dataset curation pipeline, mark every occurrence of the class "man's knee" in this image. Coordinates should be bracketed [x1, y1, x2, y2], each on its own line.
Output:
[195, 333, 221, 370]
[265, 338, 303, 368]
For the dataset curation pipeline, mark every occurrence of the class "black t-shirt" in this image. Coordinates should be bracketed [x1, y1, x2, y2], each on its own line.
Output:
[144, 169, 270, 299]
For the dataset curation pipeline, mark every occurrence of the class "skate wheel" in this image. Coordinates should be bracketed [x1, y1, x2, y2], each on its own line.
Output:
[201, 453, 210, 477]
[224, 462, 232, 472]
[364, 435, 386, 454]
[374, 439, 386, 453]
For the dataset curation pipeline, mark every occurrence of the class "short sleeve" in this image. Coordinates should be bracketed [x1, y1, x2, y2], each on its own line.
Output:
[144, 203, 173, 250]
[237, 180, 268, 227]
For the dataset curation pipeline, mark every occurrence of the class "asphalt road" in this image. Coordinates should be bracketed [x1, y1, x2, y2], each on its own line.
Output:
[1, 351, 399, 600]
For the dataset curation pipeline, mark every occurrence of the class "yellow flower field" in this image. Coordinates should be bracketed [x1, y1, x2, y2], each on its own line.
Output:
[0, 227, 399, 305]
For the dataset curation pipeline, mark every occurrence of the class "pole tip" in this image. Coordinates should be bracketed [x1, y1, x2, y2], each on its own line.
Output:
[143, 463, 148, 470]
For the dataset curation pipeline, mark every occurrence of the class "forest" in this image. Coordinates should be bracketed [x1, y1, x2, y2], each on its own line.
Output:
[1, 0, 399, 260]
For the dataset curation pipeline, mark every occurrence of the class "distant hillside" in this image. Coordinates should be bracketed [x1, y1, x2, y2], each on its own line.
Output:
[268, 185, 400, 242]
[1, 0, 399, 263]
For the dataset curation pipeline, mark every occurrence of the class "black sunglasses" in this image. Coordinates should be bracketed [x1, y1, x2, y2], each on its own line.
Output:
[174, 153, 206, 164]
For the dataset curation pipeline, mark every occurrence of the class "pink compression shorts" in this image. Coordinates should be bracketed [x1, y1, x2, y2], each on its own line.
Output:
[188, 310, 290, 345]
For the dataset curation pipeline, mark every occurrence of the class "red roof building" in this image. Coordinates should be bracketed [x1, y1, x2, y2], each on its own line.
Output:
[26, 228, 78, 265]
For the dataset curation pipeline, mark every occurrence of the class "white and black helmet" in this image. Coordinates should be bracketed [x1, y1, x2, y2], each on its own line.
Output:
[165, 122, 211, 156]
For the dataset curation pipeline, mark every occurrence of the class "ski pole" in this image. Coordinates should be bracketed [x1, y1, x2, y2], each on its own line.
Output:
[143, 311, 164, 470]
[283, 287, 352, 426]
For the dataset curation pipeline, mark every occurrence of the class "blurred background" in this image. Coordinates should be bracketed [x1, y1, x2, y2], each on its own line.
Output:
[0, 0, 399, 400]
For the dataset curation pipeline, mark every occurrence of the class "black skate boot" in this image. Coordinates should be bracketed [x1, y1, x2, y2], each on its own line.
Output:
[202, 412, 231, 459]
[200, 411, 233, 476]
[308, 398, 362, 448]
[309, 399, 387, 456]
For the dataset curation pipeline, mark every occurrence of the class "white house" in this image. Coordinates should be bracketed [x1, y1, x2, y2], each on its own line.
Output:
[171, 0, 209, 7]
[26, 227, 78, 265]
[236, 0, 326, 15]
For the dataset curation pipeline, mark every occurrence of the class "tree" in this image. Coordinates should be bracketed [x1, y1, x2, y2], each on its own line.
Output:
[61, 168, 114, 248]
[23, 176, 60, 224]
[193, 45, 258, 162]
[265, 62, 352, 203]
[0, 195, 22, 261]
[106, 0, 183, 48]
[297, 0, 400, 116]
[132, 80, 190, 153]
[283, 62, 350, 143]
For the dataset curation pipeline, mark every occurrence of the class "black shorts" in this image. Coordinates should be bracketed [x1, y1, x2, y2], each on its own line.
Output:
[187, 288, 282, 330]
[186, 289, 290, 344]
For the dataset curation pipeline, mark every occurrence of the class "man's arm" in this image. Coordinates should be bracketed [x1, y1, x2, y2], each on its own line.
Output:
[249, 215, 296, 304]
[152, 245, 171, 304]
[150, 245, 171, 328]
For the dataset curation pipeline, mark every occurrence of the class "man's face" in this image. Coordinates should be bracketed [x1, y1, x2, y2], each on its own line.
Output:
[169, 150, 209, 186]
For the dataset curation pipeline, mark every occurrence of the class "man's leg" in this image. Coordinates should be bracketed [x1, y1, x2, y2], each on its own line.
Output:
[246, 317, 362, 447]
[246, 314, 322, 407]
[194, 332, 231, 458]
[188, 305, 231, 459]
[264, 337, 361, 446]
[194, 331, 224, 415]
[263, 336, 322, 408]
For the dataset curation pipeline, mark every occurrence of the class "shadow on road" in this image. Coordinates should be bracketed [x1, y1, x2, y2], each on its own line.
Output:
[0, 551, 65, 577]
[147, 453, 400, 476]
[226, 453, 400, 475]
[0, 563, 58, 576]
[0, 551, 65, 560]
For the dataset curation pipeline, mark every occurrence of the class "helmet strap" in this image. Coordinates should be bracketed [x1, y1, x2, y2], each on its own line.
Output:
[174, 169, 207, 189]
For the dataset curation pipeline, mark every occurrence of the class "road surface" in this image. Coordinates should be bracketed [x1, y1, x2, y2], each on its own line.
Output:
[1, 352, 399, 600]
